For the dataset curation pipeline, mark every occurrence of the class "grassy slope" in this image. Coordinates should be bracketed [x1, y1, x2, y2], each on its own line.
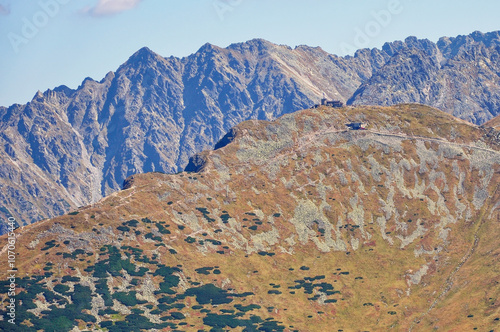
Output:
[0, 104, 499, 331]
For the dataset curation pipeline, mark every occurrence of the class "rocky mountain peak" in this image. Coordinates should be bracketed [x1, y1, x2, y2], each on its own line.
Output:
[79, 76, 97, 88]
[349, 30, 500, 124]
[437, 30, 500, 58]
[227, 38, 275, 53]
[32, 90, 44, 102]
[101, 71, 115, 82]
[381, 36, 438, 57]
[52, 84, 75, 96]
[196, 42, 225, 55]
[124, 46, 165, 68]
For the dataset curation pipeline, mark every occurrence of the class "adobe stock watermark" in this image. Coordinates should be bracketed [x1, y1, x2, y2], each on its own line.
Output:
[7, 0, 71, 54]
[339, 0, 404, 55]
[212, 0, 243, 21]
[4, 217, 17, 325]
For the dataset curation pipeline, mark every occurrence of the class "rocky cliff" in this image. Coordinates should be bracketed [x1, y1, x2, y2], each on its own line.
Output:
[0, 39, 379, 230]
[348, 31, 500, 124]
[1, 31, 500, 231]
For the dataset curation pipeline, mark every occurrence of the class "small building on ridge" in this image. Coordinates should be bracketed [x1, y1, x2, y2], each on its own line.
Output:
[313, 98, 343, 108]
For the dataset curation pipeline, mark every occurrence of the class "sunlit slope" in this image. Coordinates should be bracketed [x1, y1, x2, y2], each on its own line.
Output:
[1, 104, 498, 331]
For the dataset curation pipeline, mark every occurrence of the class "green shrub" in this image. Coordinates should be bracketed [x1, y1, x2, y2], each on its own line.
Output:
[100, 321, 113, 328]
[41, 240, 57, 251]
[117, 225, 130, 232]
[169, 312, 185, 320]
[185, 284, 233, 305]
[195, 267, 213, 275]
[156, 223, 171, 234]
[54, 284, 70, 294]
[61, 276, 80, 283]
[184, 236, 196, 243]
[113, 291, 139, 306]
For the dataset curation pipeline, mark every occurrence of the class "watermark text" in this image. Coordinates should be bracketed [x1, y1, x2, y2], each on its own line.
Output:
[8, 0, 71, 54]
[339, 0, 404, 55]
[5, 217, 17, 324]
[212, 0, 243, 21]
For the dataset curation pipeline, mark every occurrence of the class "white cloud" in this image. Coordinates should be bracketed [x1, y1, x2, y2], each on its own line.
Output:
[85, 0, 142, 16]
[0, 4, 10, 15]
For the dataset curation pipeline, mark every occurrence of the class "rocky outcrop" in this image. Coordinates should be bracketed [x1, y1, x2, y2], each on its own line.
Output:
[349, 31, 500, 124]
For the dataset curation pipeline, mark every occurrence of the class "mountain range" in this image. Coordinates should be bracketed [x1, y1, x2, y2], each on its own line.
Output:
[1, 30, 500, 232]
[0, 104, 498, 331]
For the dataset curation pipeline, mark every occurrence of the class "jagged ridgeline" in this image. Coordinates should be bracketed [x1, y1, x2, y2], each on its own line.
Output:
[1, 105, 499, 331]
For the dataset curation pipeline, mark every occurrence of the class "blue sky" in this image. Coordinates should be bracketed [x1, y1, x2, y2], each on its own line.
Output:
[0, 0, 499, 107]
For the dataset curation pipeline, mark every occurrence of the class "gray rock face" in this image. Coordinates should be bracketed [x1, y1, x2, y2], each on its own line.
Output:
[349, 31, 500, 124]
[0, 39, 377, 230]
[1, 31, 500, 232]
